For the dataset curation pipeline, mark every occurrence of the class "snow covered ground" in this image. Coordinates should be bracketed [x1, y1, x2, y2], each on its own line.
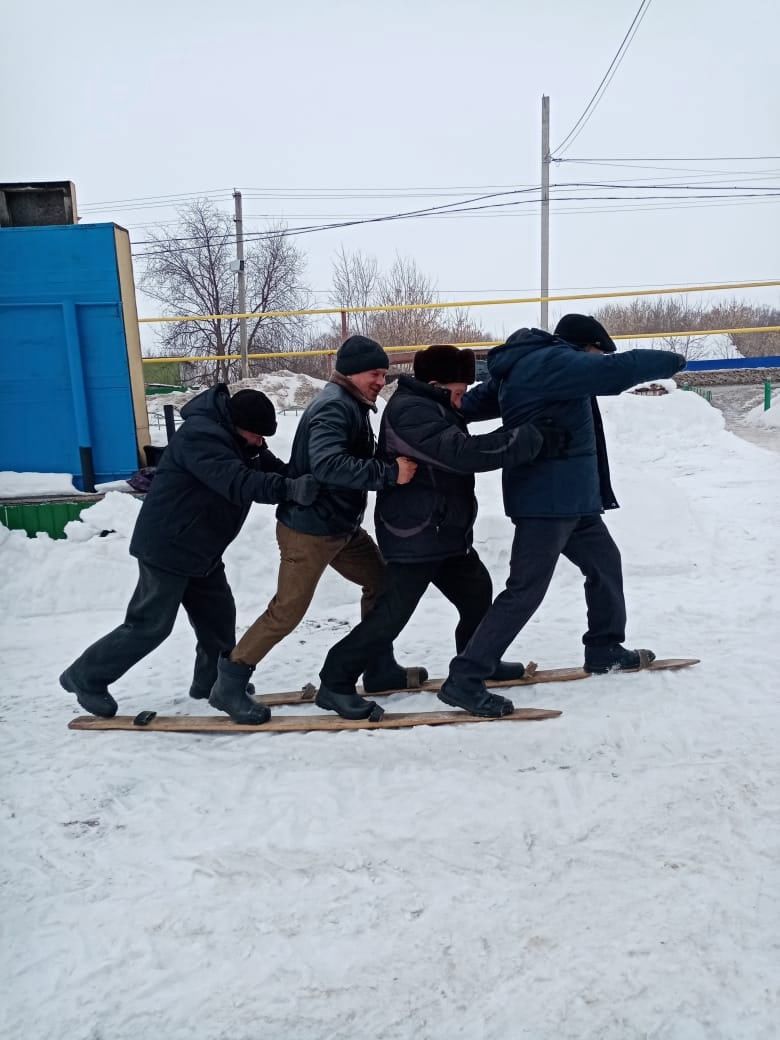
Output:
[1, 388, 779, 1039]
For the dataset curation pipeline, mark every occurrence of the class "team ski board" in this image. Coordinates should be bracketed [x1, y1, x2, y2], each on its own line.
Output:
[251, 658, 700, 708]
[68, 707, 562, 735]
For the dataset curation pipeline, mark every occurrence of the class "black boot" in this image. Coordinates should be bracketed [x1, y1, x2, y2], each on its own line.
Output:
[584, 645, 656, 675]
[315, 685, 384, 721]
[60, 666, 118, 718]
[362, 651, 429, 693]
[190, 680, 255, 700]
[438, 679, 515, 718]
[208, 656, 270, 724]
[488, 660, 526, 682]
[314, 686, 382, 719]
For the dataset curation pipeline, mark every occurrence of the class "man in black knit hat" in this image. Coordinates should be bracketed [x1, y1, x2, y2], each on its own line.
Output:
[315, 344, 570, 719]
[60, 385, 317, 724]
[437, 315, 687, 716]
[213, 335, 420, 711]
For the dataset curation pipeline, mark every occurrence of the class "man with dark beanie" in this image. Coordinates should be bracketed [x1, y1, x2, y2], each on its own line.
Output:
[216, 336, 420, 708]
[316, 344, 570, 720]
[437, 315, 687, 716]
[60, 385, 317, 724]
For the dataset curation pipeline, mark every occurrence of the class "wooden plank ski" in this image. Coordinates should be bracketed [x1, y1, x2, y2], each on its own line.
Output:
[251, 658, 701, 708]
[68, 707, 562, 735]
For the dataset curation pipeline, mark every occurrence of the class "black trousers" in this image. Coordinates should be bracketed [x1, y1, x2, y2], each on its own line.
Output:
[68, 560, 237, 694]
[319, 549, 493, 695]
[449, 514, 626, 692]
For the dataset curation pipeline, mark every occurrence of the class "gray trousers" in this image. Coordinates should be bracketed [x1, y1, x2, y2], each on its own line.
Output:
[68, 560, 236, 694]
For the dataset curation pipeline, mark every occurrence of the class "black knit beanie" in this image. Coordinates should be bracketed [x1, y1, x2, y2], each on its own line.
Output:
[413, 344, 476, 384]
[554, 314, 617, 353]
[228, 389, 277, 435]
[335, 335, 389, 375]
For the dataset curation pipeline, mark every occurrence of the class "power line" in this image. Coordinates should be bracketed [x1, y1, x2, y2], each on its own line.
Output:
[560, 155, 780, 162]
[553, 0, 654, 156]
[131, 191, 780, 260]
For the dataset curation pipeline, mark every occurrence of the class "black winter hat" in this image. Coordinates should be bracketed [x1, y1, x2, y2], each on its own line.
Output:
[228, 389, 277, 436]
[555, 314, 617, 353]
[335, 335, 389, 375]
[413, 344, 476, 384]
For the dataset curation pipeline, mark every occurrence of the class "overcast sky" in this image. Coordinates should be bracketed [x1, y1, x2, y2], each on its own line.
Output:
[3, 0, 778, 341]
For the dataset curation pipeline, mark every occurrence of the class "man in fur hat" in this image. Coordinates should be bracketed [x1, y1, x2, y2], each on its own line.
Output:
[316, 344, 570, 719]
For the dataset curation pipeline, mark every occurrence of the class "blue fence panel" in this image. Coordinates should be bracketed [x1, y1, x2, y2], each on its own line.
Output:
[0, 223, 141, 486]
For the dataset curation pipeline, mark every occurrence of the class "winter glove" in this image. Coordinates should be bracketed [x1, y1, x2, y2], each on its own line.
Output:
[531, 419, 571, 459]
[672, 352, 687, 372]
[283, 475, 319, 506]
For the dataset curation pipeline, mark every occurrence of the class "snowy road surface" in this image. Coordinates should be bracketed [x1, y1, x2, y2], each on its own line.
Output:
[1, 388, 779, 1039]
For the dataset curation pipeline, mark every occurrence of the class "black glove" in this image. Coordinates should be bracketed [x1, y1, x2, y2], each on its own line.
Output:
[283, 475, 319, 506]
[673, 352, 687, 372]
[532, 419, 571, 459]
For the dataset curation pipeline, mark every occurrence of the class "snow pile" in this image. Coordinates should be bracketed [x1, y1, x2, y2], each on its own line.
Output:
[2, 387, 780, 1039]
[145, 370, 329, 446]
[744, 399, 780, 429]
[0, 471, 79, 498]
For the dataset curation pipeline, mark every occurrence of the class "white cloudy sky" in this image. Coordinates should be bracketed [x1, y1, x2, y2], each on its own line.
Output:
[3, 0, 778, 339]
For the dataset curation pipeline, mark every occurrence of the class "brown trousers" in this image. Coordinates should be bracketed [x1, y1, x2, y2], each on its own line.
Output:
[231, 522, 386, 666]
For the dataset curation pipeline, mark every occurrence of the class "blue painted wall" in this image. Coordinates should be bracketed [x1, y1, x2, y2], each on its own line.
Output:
[0, 223, 142, 486]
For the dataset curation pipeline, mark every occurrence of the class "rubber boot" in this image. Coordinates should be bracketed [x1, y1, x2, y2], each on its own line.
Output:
[584, 645, 656, 675]
[315, 685, 384, 721]
[190, 680, 255, 700]
[60, 666, 118, 719]
[488, 660, 526, 682]
[362, 651, 429, 693]
[208, 656, 270, 724]
[438, 678, 515, 717]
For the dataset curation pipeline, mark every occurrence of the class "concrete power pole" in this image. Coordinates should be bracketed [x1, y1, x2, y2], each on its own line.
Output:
[540, 95, 551, 332]
[233, 189, 248, 380]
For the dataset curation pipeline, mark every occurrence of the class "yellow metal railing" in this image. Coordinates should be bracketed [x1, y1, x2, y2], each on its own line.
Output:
[137, 278, 780, 325]
[140, 326, 780, 365]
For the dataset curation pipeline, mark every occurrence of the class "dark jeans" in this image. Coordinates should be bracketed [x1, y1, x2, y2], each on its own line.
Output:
[68, 560, 237, 694]
[320, 549, 493, 695]
[449, 515, 626, 692]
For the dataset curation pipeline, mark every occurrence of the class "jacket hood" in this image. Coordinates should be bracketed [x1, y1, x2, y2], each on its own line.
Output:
[180, 384, 233, 427]
[486, 328, 559, 380]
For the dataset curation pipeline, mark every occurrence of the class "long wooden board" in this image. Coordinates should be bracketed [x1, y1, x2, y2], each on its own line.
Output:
[251, 658, 700, 708]
[68, 707, 561, 735]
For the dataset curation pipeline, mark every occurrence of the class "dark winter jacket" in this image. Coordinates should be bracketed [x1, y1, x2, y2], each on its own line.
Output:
[375, 376, 544, 562]
[130, 385, 289, 576]
[277, 375, 398, 537]
[460, 329, 685, 518]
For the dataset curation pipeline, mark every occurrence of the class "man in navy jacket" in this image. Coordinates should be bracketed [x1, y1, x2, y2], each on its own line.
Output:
[316, 345, 569, 719]
[60, 386, 317, 724]
[439, 314, 687, 717]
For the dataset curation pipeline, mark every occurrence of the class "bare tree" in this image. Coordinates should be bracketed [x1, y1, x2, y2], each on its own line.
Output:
[326, 249, 493, 353]
[331, 246, 379, 337]
[140, 200, 310, 384]
[593, 297, 780, 361]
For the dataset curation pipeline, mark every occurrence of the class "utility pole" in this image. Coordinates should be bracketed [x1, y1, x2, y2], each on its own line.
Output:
[233, 189, 248, 380]
[540, 95, 551, 331]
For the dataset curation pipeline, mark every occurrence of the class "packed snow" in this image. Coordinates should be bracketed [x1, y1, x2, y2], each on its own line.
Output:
[745, 398, 780, 429]
[1, 386, 779, 1039]
[0, 471, 80, 498]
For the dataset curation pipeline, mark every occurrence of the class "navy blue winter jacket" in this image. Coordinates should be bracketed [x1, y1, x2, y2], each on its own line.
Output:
[461, 329, 685, 518]
[277, 376, 398, 537]
[375, 376, 544, 562]
[130, 385, 289, 576]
